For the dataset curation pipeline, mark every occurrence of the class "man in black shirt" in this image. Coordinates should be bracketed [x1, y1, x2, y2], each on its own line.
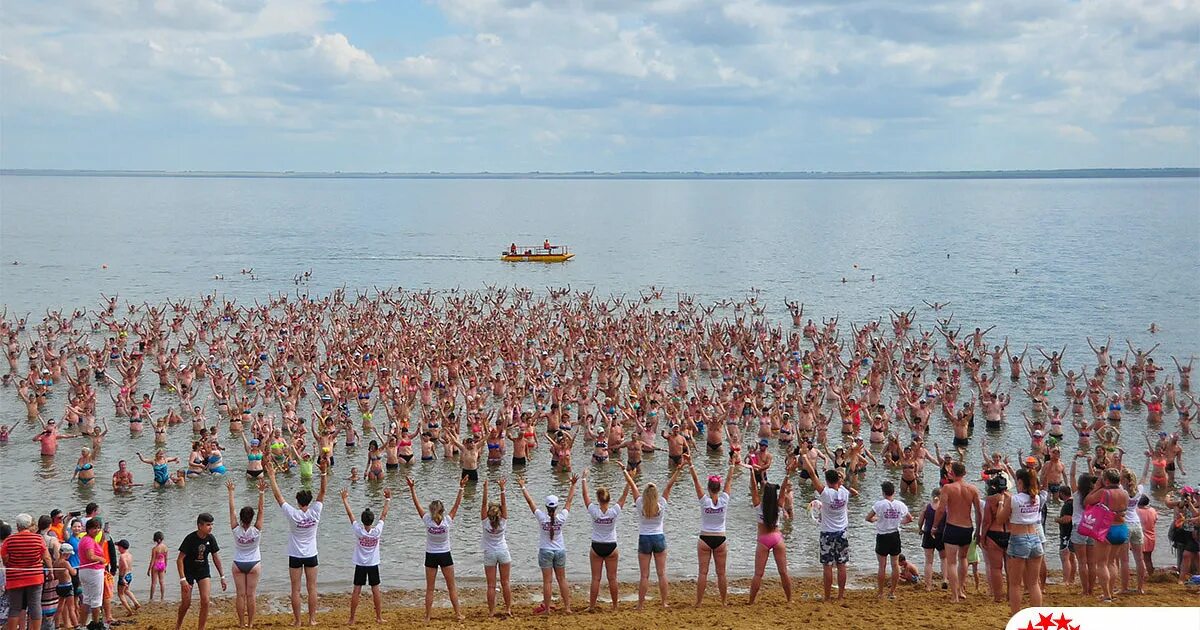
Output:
[175, 513, 226, 630]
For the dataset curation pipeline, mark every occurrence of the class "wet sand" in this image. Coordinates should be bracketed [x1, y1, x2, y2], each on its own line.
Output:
[115, 574, 1199, 630]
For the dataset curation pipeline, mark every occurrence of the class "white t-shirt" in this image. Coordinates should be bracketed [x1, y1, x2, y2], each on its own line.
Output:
[281, 501, 323, 558]
[1124, 486, 1143, 523]
[1010, 491, 1048, 526]
[818, 487, 850, 532]
[870, 498, 909, 535]
[351, 521, 384, 567]
[231, 525, 261, 563]
[480, 517, 508, 554]
[587, 503, 621, 543]
[699, 493, 730, 533]
[423, 514, 453, 554]
[535, 508, 569, 551]
[635, 496, 668, 535]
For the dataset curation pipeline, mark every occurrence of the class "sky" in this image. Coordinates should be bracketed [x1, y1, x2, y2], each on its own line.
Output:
[1, 0, 1198, 172]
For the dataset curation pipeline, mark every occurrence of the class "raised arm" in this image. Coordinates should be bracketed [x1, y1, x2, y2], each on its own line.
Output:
[405, 476, 425, 519]
[564, 474, 579, 510]
[517, 477, 537, 514]
[340, 488, 355, 523]
[688, 462, 703, 499]
[264, 464, 285, 506]
[662, 460, 684, 501]
[226, 481, 239, 529]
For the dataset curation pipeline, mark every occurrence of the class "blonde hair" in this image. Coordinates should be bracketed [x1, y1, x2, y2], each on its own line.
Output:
[486, 503, 501, 530]
[429, 500, 445, 524]
[596, 487, 611, 505]
[642, 483, 660, 519]
[1120, 467, 1138, 490]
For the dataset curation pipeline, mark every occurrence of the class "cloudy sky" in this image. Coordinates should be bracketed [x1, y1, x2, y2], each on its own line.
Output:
[2, 0, 1198, 172]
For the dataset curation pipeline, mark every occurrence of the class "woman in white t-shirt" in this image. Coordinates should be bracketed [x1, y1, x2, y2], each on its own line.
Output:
[518, 474, 578, 615]
[265, 457, 327, 627]
[625, 464, 683, 610]
[1007, 468, 1048, 614]
[479, 479, 512, 617]
[339, 487, 390, 624]
[688, 461, 736, 606]
[225, 480, 264, 629]
[406, 475, 465, 622]
[581, 469, 633, 611]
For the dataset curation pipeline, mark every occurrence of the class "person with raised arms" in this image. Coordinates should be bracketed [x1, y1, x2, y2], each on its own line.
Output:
[800, 452, 859, 602]
[265, 457, 327, 626]
[406, 475, 466, 622]
[339, 487, 390, 624]
[518, 474, 578, 615]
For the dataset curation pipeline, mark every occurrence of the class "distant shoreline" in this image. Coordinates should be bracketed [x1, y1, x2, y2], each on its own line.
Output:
[2, 167, 1198, 181]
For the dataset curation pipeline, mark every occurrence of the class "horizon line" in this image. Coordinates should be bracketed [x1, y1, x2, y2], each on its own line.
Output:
[2, 167, 1198, 181]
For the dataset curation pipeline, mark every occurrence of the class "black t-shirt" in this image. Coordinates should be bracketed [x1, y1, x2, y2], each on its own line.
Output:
[179, 532, 220, 578]
[1058, 501, 1073, 540]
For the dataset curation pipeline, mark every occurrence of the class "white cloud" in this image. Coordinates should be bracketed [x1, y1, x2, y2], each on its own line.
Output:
[1055, 124, 1098, 144]
[1, 0, 1197, 170]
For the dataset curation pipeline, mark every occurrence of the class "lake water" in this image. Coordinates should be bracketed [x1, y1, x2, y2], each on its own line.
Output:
[1, 175, 1198, 592]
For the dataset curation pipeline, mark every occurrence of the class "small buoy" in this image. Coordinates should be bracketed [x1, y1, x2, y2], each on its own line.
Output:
[101, 264, 108, 269]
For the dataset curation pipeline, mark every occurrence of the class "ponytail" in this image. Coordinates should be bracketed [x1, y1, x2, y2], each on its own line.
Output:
[546, 506, 558, 541]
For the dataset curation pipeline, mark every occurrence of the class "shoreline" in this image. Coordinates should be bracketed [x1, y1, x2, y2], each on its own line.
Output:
[111, 575, 1200, 630]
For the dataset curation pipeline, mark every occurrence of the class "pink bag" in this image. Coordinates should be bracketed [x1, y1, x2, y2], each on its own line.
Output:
[1077, 491, 1114, 542]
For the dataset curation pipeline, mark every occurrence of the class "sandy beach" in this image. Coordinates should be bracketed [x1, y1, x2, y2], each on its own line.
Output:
[115, 574, 1199, 630]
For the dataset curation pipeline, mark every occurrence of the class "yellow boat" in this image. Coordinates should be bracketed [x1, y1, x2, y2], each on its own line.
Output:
[501, 244, 574, 263]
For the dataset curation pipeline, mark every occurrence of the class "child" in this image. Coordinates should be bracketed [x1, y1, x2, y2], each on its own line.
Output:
[55, 544, 78, 630]
[347, 467, 360, 483]
[779, 477, 795, 521]
[1137, 496, 1157, 574]
[147, 531, 169, 602]
[966, 537, 980, 592]
[898, 554, 920, 585]
[116, 539, 141, 615]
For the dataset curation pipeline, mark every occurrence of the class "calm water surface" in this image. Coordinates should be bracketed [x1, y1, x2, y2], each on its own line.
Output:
[1, 175, 1198, 592]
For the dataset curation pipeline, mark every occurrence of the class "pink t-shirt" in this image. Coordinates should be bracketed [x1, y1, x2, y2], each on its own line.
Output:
[77, 535, 105, 570]
[1137, 506, 1157, 550]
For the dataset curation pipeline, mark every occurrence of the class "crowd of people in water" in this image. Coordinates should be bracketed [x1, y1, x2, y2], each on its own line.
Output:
[1, 286, 1198, 630]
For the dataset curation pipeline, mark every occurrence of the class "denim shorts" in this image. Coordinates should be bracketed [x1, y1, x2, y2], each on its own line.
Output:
[538, 548, 566, 569]
[1068, 530, 1094, 547]
[1127, 523, 1144, 546]
[638, 534, 667, 555]
[1007, 533, 1044, 559]
[483, 547, 512, 566]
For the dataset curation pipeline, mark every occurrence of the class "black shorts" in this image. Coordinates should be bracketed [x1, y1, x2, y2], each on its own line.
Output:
[184, 570, 211, 585]
[591, 541, 617, 558]
[461, 468, 479, 482]
[512, 457, 527, 467]
[921, 531, 945, 552]
[986, 420, 1001, 430]
[353, 565, 380, 586]
[706, 442, 722, 453]
[424, 552, 453, 568]
[943, 524, 973, 547]
[876, 531, 902, 557]
[952, 436, 969, 447]
[385, 463, 399, 470]
[288, 555, 319, 569]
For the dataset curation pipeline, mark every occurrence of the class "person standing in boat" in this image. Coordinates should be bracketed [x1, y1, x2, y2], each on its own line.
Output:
[543, 239, 551, 251]
[510, 243, 517, 255]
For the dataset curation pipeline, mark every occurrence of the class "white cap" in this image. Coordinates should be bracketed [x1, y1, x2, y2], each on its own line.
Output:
[545, 495, 560, 508]
[59, 544, 74, 555]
